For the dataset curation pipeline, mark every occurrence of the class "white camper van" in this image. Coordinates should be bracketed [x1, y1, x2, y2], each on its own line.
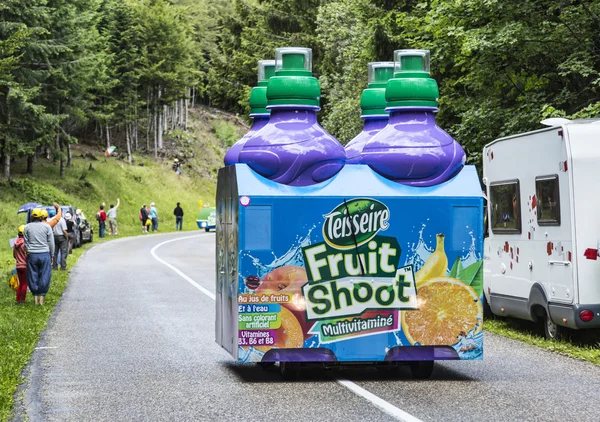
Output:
[483, 119, 600, 339]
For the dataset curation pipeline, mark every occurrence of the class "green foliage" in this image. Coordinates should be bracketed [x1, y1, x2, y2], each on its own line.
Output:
[202, 0, 600, 169]
[212, 120, 240, 148]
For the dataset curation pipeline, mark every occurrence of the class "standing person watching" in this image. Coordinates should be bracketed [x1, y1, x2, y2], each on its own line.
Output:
[13, 225, 28, 304]
[97, 205, 107, 238]
[107, 198, 120, 235]
[140, 204, 149, 233]
[150, 202, 159, 232]
[50, 209, 69, 271]
[42, 203, 62, 228]
[65, 212, 76, 254]
[24, 208, 55, 306]
[173, 202, 184, 231]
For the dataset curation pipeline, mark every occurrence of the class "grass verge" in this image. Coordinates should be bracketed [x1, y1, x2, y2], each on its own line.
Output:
[0, 244, 89, 421]
[485, 318, 600, 365]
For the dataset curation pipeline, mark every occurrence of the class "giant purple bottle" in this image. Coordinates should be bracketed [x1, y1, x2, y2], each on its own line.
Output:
[238, 47, 346, 186]
[224, 60, 275, 166]
[345, 62, 394, 163]
[359, 50, 466, 187]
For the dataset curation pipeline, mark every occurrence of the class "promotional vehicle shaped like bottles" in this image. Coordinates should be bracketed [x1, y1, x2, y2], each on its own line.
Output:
[483, 118, 600, 339]
[216, 48, 483, 379]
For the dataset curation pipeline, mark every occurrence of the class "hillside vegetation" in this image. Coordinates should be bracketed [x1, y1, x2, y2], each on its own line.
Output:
[0, 106, 245, 278]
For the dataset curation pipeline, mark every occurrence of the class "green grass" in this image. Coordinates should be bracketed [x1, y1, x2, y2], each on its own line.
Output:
[0, 246, 87, 421]
[212, 120, 241, 148]
[485, 318, 600, 365]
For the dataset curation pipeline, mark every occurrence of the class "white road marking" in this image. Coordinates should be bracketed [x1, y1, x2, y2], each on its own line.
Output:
[337, 379, 423, 422]
[151, 234, 423, 422]
[150, 235, 216, 300]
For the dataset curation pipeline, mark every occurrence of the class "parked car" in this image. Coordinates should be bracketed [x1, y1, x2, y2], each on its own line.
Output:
[197, 207, 216, 232]
[25, 205, 93, 247]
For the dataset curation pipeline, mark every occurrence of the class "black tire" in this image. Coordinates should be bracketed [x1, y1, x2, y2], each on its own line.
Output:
[483, 295, 494, 320]
[409, 361, 434, 379]
[257, 362, 275, 370]
[205, 228, 210, 232]
[89, 231, 93, 243]
[542, 310, 564, 340]
[279, 362, 299, 380]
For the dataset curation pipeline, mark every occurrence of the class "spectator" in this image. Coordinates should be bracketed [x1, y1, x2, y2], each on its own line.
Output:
[65, 212, 76, 254]
[13, 225, 28, 304]
[24, 208, 55, 306]
[173, 202, 184, 230]
[50, 209, 69, 271]
[107, 198, 120, 235]
[97, 205, 107, 238]
[150, 202, 159, 232]
[41, 203, 62, 228]
[140, 204, 149, 233]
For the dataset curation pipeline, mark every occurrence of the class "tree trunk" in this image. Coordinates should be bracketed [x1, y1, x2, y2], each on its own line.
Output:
[184, 98, 189, 130]
[191, 86, 195, 108]
[67, 142, 72, 168]
[146, 88, 151, 151]
[126, 124, 132, 164]
[27, 154, 34, 175]
[105, 124, 110, 149]
[3, 153, 10, 179]
[134, 120, 139, 150]
[58, 132, 65, 177]
[153, 106, 158, 159]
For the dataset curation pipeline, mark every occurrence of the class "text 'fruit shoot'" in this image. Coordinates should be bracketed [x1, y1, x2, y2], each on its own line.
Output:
[302, 198, 418, 323]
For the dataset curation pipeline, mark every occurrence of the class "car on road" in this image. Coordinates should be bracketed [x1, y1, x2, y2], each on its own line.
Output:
[196, 207, 216, 232]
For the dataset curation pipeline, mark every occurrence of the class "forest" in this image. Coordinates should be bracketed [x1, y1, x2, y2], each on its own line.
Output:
[2, 0, 600, 178]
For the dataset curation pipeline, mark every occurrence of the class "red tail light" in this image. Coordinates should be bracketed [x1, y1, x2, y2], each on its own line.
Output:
[579, 310, 594, 322]
[584, 248, 598, 260]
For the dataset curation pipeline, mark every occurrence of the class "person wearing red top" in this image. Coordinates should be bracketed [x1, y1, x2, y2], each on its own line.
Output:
[97, 205, 107, 238]
[13, 225, 28, 303]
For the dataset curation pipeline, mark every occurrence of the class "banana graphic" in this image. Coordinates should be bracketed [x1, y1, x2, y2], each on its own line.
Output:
[415, 233, 448, 287]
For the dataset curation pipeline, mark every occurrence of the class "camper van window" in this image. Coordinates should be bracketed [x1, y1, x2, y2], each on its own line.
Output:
[490, 180, 521, 234]
[536, 175, 560, 226]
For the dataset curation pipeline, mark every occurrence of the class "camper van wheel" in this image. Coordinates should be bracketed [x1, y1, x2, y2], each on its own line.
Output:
[205, 228, 210, 232]
[279, 362, 300, 380]
[409, 361, 434, 379]
[543, 311, 563, 340]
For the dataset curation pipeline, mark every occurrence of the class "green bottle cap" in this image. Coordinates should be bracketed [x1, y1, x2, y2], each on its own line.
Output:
[386, 49, 439, 108]
[250, 60, 276, 116]
[267, 47, 320, 108]
[361, 62, 394, 117]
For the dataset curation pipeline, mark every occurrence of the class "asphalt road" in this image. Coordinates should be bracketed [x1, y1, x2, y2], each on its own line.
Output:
[17, 232, 600, 421]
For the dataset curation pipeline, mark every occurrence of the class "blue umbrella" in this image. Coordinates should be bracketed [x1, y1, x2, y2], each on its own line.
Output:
[17, 202, 42, 214]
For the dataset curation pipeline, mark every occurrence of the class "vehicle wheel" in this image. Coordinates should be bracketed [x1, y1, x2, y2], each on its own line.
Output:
[483, 295, 493, 319]
[279, 362, 299, 380]
[205, 228, 210, 232]
[89, 232, 93, 243]
[257, 362, 275, 370]
[543, 311, 564, 340]
[409, 361, 434, 379]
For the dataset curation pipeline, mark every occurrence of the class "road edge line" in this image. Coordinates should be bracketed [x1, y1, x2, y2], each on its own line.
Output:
[150, 235, 216, 300]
